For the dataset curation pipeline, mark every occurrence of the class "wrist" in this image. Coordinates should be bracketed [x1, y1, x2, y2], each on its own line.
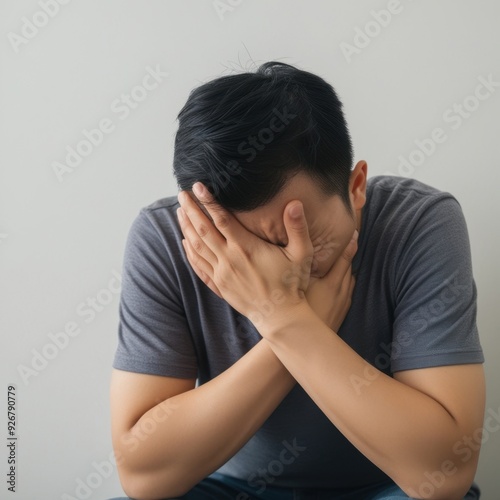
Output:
[254, 339, 297, 387]
[253, 298, 317, 340]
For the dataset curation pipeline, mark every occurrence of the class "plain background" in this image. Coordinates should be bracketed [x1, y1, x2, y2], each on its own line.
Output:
[1, 1, 499, 498]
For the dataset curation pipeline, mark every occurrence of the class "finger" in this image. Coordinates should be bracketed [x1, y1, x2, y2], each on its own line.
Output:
[191, 182, 249, 242]
[349, 273, 356, 296]
[182, 239, 223, 299]
[324, 229, 359, 283]
[336, 273, 356, 331]
[177, 205, 218, 268]
[282, 201, 314, 266]
[178, 189, 228, 255]
[339, 264, 356, 298]
[181, 236, 214, 280]
[343, 229, 359, 261]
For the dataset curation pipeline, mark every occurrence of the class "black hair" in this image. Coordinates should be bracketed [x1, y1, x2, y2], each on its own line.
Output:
[173, 61, 354, 213]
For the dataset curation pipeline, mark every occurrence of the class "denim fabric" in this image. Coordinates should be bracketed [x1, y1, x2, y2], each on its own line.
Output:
[107, 471, 480, 499]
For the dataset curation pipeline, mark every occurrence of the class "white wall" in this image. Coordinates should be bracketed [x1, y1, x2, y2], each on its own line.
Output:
[1, 1, 498, 498]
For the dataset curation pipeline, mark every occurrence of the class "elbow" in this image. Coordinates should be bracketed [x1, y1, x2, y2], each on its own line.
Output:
[112, 433, 196, 499]
[397, 463, 478, 500]
[119, 465, 195, 500]
[121, 475, 191, 500]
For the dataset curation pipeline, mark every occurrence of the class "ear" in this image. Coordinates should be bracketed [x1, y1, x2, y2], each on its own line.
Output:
[349, 160, 368, 211]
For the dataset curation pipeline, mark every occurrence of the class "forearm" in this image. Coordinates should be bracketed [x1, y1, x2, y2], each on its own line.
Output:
[120, 339, 295, 499]
[261, 303, 476, 499]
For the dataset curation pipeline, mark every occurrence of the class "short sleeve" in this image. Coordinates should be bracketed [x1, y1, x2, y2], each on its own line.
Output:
[112, 209, 198, 378]
[391, 196, 484, 372]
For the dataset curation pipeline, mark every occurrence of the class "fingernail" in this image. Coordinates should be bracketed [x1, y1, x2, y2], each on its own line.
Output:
[289, 203, 303, 219]
[352, 229, 359, 242]
[192, 182, 205, 198]
[177, 207, 184, 221]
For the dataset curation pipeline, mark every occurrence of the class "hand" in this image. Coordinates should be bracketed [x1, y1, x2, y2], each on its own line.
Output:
[177, 182, 314, 326]
[305, 230, 358, 332]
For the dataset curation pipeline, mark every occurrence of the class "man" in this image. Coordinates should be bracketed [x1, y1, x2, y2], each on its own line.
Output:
[109, 62, 485, 500]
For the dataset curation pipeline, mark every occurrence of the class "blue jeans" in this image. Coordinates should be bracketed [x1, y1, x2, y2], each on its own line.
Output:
[108, 472, 481, 499]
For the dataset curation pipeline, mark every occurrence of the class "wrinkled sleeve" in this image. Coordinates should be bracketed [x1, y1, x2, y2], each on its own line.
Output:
[112, 209, 198, 378]
[391, 196, 484, 372]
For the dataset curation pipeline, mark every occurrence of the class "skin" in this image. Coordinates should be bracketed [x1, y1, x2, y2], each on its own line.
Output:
[109, 169, 360, 499]
[229, 168, 363, 280]
[195, 164, 364, 281]
[110, 160, 485, 500]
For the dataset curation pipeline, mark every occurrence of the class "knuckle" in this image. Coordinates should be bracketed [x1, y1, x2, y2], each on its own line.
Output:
[214, 213, 230, 230]
[192, 238, 204, 253]
[345, 241, 358, 260]
[343, 248, 354, 262]
[197, 222, 210, 238]
[190, 252, 201, 268]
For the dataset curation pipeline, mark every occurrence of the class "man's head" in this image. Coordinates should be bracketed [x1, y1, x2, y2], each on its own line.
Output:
[173, 61, 367, 277]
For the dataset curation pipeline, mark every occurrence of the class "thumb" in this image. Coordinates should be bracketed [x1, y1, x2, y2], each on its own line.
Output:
[283, 201, 313, 264]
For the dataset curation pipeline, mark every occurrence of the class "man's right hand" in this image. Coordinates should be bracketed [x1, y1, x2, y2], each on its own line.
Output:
[305, 229, 358, 332]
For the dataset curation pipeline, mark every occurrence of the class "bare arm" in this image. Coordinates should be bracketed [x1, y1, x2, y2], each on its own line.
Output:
[111, 339, 294, 499]
[177, 183, 486, 500]
[261, 303, 485, 500]
[112, 191, 355, 499]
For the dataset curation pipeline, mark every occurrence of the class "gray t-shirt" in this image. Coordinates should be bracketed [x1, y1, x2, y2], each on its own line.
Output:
[112, 175, 484, 490]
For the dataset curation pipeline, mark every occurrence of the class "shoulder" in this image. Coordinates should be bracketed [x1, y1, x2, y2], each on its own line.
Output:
[142, 195, 180, 213]
[366, 175, 456, 207]
[364, 175, 465, 235]
[127, 195, 181, 245]
[359, 176, 472, 283]
[122, 195, 186, 281]
[137, 195, 180, 228]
